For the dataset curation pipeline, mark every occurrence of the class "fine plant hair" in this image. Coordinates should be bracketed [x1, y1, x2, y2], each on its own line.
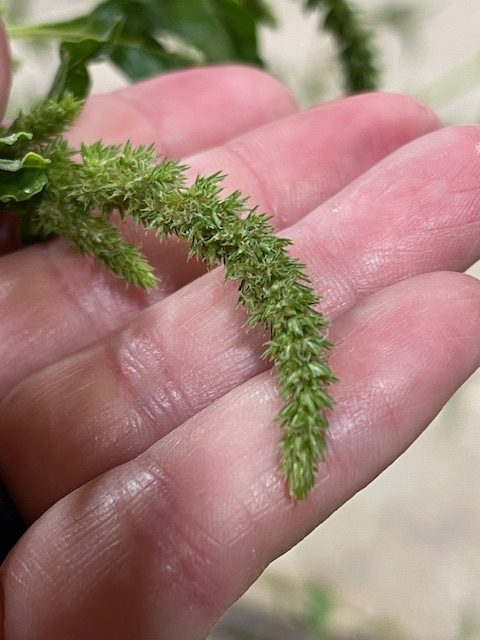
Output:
[1, 0, 380, 499]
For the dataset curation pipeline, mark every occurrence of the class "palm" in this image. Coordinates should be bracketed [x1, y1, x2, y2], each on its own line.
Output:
[0, 28, 479, 639]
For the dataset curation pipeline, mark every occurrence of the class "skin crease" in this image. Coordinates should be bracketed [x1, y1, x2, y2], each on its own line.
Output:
[1, 28, 480, 640]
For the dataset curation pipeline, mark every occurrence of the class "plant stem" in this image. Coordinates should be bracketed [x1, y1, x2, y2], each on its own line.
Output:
[304, 0, 380, 93]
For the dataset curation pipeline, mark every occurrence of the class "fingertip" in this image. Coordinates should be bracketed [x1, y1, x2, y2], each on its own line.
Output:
[68, 65, 297, 157]
[119, 64, 297, 122]
[115, 65, 297, 156]
[212, 64, 298, 118]
[364, 91, 441, 129]
[344, 91, 441, 156]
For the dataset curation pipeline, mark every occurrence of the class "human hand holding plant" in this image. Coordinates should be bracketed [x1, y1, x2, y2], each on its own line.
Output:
[1, 26, 480, 638]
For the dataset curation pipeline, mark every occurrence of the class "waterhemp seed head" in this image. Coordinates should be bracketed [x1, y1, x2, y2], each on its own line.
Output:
[1, 0, 379, 498]
[1, 96, 336, 499]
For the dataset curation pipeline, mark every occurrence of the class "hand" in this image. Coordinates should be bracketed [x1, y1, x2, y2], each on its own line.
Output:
[1, 26, 479, 639]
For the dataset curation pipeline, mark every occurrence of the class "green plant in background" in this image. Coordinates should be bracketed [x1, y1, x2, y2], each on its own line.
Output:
[6, 0, 275, 81]
[302, 583, 334, 638]
[304, 0, 379, 93]
[6, 0, 379, 96]
[0, 0, 379, 499]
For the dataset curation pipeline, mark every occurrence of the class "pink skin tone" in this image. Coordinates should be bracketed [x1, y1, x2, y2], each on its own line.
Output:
[0, 26, 480, 640]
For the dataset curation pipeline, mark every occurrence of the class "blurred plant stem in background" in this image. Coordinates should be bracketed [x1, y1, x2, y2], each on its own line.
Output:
[210, 578, 417, 640]
[417, 51, 480, 109]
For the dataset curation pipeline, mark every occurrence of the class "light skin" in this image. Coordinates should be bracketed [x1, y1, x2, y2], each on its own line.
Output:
[0, 27, 479, 640]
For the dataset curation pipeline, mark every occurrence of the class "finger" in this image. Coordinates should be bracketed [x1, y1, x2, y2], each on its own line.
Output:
[0, 93, 438, 396]
[0, 64, 297, 253]
[4, 125, 480, 520]
[2, 271, 479, 639]
[71, 67, 297, 154]
[297, 124, 480, 318]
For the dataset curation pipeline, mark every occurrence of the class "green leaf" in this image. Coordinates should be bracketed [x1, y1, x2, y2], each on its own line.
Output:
[0, 169, 48, 202]
[49, 19, 124, 100]
[0, 147, 51, 203]
[0, 151, 50, 172]
[202, 0, 271, 64]
[108, 32, 193, 81]
[126, 0, 268, 67]
[9, 0, 274, 83]
[0, 131, 33, 148]
[80, 0, 266, 79]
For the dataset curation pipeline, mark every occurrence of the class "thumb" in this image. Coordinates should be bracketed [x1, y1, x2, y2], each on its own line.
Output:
[0, 22, 11, 119]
